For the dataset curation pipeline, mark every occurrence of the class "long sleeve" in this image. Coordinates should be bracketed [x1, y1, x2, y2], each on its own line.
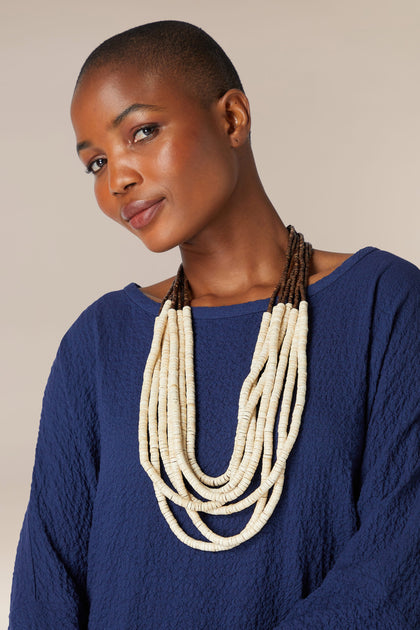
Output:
[9, 314, 99, 629]
[275, 263, 420, 629]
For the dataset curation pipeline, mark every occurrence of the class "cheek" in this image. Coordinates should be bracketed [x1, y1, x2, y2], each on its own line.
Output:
[155, 136, 201, 180]
[156, 132, 236, 204]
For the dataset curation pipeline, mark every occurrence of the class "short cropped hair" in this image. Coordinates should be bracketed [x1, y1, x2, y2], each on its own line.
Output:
[75, 20, 244, 106]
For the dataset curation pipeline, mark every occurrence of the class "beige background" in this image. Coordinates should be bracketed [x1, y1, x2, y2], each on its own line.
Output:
[1, 0, 419, 624]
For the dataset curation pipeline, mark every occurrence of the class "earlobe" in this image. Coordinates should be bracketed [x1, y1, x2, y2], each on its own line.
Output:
[218, 89, 251, 147]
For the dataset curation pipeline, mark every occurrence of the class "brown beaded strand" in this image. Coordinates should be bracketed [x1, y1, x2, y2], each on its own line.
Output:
[138, 226, 312, 551]
[167, 226, 312, 312]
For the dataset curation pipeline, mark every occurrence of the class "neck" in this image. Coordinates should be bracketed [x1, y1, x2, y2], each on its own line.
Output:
[179, 158, 291, 306]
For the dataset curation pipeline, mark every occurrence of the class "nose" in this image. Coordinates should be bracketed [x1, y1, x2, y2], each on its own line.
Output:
[108, 158, 143, 196]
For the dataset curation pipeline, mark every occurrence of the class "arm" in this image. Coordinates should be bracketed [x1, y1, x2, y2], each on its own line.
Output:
[9, 316, 99, 630]
[275, 262, 420, 629]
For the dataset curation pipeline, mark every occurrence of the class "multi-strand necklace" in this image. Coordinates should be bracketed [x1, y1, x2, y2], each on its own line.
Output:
[138, 226, 312, 551]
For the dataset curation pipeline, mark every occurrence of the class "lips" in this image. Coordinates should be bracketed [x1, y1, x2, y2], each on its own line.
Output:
[121, 198, 165, 229]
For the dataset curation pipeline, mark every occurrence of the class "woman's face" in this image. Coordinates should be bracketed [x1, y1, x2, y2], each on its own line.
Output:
[71, 65, 240, 253]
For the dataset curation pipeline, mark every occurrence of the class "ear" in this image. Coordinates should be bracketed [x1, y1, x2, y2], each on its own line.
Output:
[216, 89, 251, 147]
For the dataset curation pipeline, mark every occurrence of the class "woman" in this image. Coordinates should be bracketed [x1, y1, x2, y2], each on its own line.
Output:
[10, 21, 419, 629]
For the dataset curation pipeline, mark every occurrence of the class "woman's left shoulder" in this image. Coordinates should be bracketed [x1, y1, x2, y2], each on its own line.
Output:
[364, 248, 420, 294]
[311, 246, 419, 290]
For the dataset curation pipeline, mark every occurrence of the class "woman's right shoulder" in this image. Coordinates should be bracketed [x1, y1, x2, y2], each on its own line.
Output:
[59, 283, 159, 353]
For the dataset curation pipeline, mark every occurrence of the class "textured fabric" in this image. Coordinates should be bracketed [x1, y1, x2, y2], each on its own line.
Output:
[9, 247, 420, 629]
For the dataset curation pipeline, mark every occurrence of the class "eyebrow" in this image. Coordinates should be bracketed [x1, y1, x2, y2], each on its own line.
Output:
[111, 103, 164, 127]
[76, 103, 165, 154]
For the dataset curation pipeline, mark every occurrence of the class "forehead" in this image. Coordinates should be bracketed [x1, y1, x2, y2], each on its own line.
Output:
[71, 64, 203, 125]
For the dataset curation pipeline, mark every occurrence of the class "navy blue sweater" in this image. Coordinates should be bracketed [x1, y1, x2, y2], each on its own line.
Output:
[10, 247, 420, 629]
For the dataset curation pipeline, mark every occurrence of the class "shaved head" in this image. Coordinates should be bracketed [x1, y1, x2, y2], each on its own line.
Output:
[75, 20, 244, 107]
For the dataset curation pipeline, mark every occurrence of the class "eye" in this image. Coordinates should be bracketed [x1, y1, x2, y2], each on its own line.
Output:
[86, 157, 107, 175]
[133, 124, 159, 143]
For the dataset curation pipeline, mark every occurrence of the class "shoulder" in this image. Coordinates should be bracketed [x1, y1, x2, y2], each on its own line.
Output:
[307, 248, 419, 345]
[57, 285, 155, 359]
[361, 248, 420, 304]
[320, 247, 418, 295]
[358, 250, 419, 353]
[310, 247, 419, 289]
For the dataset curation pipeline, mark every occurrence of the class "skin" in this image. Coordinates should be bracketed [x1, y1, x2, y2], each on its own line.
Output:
[71, 64, 351, 306]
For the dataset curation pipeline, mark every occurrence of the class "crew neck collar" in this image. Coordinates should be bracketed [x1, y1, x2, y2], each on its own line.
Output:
[124, 246, 376, 319]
